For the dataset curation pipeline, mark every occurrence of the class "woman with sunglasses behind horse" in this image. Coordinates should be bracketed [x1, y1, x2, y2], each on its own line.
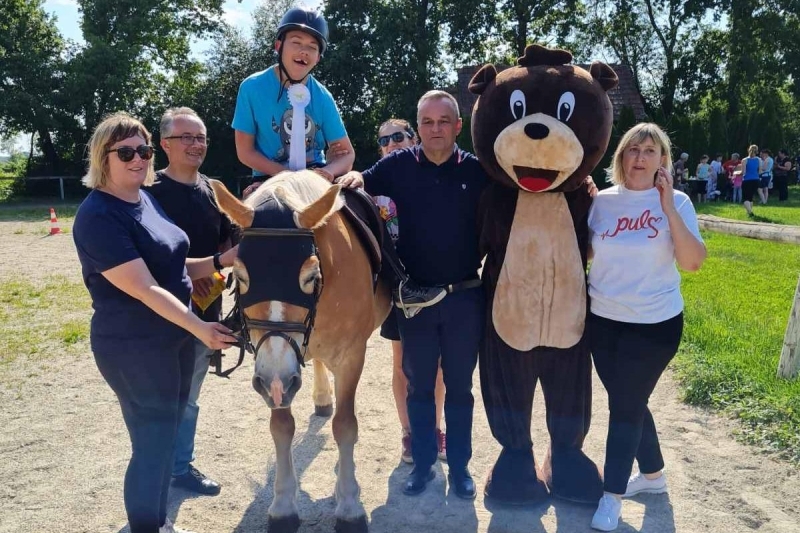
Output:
[72, 112, 238, 533]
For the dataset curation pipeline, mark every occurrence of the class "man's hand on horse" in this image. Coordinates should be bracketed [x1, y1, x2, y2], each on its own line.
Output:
[336, 171, 364, 189]
[243, 181, 263, 199]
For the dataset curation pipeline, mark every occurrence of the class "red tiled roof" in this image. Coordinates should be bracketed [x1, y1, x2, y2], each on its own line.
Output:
[453, 63, 647, 121]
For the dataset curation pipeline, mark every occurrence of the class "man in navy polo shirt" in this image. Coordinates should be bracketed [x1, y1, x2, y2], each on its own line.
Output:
[147, 107, 233, 496]
[340, 90, 489, 499]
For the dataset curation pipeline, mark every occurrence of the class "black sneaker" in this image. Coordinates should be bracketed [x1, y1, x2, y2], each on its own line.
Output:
[172, 465, 221, 496]
[395, 280, 446, 309]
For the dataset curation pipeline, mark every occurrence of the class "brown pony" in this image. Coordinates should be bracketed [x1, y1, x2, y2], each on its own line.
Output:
[210, 171, 391, 532]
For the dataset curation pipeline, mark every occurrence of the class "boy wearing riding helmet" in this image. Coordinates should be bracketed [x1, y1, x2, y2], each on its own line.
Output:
[233, 7, 354, 192]
[233, 7, 447, 311]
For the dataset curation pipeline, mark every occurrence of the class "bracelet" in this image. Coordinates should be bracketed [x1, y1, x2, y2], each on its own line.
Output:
[212, 252, 223, 271]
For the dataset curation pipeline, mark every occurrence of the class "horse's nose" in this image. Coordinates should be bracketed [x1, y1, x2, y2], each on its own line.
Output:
[524, 123, 549, 140]
[285, 373, 302, 397]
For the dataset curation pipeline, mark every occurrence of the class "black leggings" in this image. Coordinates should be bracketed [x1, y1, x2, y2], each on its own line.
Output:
[588, 312, 683, 495]
[94, 336, 194, 533]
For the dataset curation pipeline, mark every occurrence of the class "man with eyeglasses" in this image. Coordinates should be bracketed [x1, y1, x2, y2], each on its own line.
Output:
[147, 107, 233, 497]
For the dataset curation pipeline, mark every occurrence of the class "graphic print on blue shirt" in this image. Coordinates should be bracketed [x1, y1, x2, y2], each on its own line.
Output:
[73, 189, 192, 354]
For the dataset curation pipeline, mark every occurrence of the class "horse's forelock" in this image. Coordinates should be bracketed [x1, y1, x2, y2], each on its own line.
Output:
[246, 170, 344, 215]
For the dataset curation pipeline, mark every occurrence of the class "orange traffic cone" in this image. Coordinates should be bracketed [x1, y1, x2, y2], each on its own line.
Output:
[49, 207, 61, 235]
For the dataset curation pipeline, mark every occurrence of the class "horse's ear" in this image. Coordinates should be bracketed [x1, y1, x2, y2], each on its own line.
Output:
[209, 179, 254, 228]
[295, 184, 342, 229]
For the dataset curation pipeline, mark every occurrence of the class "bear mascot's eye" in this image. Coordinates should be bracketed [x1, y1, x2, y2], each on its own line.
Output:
[557, 92, 575, 122]
[510, 90, 526, 120]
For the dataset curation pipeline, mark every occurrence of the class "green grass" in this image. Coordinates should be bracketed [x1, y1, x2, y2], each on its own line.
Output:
[0, 275, 91, 366]
[695, 184, 800, 225]
[676, 230, 800, 463]
[0, 203, 79, 235]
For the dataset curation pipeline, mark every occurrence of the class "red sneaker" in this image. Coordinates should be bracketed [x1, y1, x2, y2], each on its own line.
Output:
[401, 430, 413, 464]
[436, 429, 447, 462]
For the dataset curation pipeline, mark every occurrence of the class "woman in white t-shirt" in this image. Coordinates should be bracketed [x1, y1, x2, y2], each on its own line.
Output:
[587, 123, 707, 532]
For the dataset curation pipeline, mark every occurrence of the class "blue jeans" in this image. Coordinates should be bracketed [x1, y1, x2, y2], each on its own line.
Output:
[172, 338, 213, 476]
[732, 186, 742, 203]
[94, 335, 193, 533]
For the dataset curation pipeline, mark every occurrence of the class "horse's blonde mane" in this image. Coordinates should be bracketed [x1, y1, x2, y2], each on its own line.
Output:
[246, 170, 344, 214]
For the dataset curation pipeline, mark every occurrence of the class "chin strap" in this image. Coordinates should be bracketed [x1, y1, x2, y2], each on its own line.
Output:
[276, 39, 307, 102]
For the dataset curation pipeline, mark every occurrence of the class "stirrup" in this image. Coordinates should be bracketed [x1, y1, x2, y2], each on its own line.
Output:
[395, 280, 421, 319]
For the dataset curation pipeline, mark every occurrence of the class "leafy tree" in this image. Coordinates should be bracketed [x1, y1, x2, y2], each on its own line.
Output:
[586, 0, 721, 118]
[48, 0, 227, 173]
[0, 0, 66, 171]
[319, 0, 450, 169]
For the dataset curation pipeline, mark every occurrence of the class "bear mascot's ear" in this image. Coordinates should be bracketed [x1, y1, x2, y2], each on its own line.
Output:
[518, 44, 573, 67]
[590, 61, 619, 92]
[469, 64, 498, 95]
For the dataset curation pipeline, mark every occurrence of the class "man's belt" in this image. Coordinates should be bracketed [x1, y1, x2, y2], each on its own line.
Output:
[443, 279, 482, 293]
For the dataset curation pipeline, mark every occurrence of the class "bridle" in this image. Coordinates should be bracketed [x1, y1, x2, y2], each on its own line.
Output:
[214, 223, 323, 378]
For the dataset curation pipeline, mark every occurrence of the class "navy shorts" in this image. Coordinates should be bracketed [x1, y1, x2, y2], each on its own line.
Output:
[759, 175, 771, 188]
[379, 310, 401, 341]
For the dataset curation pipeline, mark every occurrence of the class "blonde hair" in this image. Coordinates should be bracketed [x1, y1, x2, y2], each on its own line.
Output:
[417, 90, 460, 121]
[160, 106, 203, 138]
[747, 144, 758, 157]
[83, 112, 155, 189]
[607, 122, 673, 186]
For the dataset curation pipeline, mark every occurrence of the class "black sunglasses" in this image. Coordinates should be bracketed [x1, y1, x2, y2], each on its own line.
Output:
[107, 144, 154, 162]
[378, 131, 411, 147]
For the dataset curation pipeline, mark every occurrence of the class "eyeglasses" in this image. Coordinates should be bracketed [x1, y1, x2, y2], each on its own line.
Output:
[106, 145, 154, 162]
[163, 134, 210, 146]
[378, 131, 411, 147]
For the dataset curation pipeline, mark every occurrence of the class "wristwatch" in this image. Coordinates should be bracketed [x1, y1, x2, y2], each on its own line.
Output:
[213, 252, 223, 271]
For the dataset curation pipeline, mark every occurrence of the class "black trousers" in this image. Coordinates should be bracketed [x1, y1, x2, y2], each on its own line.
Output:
[588, 312, 683, 495]
[398, 287, 485, 471]
[93, 336, 194, 533]
[774, 174, 789, 201]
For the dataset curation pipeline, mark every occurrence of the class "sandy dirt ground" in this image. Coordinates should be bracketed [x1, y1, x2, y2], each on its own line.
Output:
[1, 219, 799, 533]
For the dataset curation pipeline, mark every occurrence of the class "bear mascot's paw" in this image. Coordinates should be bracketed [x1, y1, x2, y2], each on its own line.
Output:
[484, 448, 548, 506]
[471, 43, 617, 507]
[541, 446, 604, 504]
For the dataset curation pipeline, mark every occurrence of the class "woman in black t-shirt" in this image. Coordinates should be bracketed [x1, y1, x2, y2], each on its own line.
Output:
[73, 112, 238, 533]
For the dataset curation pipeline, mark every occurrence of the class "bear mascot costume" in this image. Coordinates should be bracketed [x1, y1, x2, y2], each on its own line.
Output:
[469, 44, 618, 505]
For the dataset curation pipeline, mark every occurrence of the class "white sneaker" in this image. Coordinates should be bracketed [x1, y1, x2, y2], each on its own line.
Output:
[160, 518, 198, 533]
[624, 471, 667, 497]
[591, 494, 622, 531]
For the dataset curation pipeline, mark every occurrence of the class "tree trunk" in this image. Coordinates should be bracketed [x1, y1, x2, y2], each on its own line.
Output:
[778, 275, 800, 380]
[36, 127, 60, 173]
[697, 215, 800, 245]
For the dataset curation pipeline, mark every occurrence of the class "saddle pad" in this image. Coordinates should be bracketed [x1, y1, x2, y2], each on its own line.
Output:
[340, 187, 383, 276]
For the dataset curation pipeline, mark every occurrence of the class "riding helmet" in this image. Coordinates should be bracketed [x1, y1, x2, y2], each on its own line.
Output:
[276, 7, 329, 56]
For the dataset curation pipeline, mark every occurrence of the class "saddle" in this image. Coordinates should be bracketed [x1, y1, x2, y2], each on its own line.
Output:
[340, 187, 384, 281]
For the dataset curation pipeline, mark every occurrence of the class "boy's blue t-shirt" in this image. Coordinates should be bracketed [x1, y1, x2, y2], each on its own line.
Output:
[231, 66, 348, 176]
[73, 189, 193, 355]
